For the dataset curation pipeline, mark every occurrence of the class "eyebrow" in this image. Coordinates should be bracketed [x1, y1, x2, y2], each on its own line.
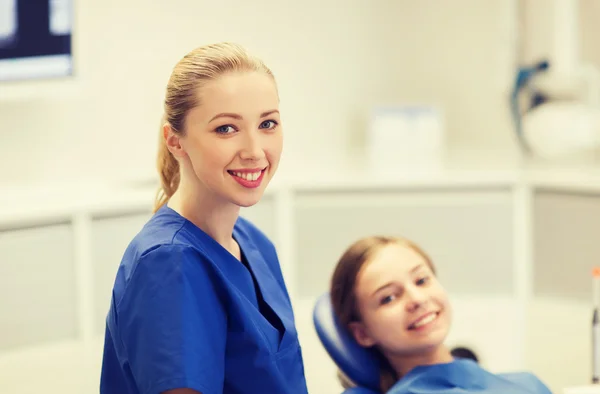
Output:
[209, 109, 279, 123]
[370, 263, 425, 296]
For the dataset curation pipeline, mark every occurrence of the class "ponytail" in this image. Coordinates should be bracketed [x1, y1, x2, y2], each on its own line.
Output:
[154, 118, 180, 213]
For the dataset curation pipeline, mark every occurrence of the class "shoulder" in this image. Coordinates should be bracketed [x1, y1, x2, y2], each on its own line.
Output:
[120, 207, 185, 259]
[499, 371, 552, 393]
[113, 219, 219, 309]
[118, 206, 219, 281]
[113, 241, 230, 331]
[116, 243, 212, 301]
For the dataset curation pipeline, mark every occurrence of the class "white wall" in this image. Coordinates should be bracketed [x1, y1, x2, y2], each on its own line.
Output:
[0, 0, 520, 186]
[382, 0, 519, 148]
[4, 1, 600, 393]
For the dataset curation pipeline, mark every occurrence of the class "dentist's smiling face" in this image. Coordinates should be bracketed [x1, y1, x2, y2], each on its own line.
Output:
[167, 70, 282, 208]
[348, 243, 452, 358]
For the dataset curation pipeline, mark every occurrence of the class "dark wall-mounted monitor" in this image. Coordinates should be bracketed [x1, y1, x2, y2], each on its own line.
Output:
[0, 0, 73, 82]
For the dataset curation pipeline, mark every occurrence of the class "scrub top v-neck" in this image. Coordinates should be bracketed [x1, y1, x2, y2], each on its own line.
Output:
[100, 205, 309, 394]
[238, 250, 285, 343]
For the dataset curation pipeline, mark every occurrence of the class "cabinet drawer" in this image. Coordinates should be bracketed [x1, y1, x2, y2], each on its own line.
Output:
[0, 223, 77, 350]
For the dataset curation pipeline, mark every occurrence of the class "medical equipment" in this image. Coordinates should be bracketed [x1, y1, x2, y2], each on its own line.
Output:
[313, 292, 495, 391]
[367, 105, 444, 174]
[0, 0, 17, 49]
[510, 0, 600, 160]
[510, 60, 550, 154]
[0, 0, 73, 82]
[312, 292, 486, 392]
[313, 292, 381, 392]
[312, 292, 549, 394]
[510, 60, 600, 159]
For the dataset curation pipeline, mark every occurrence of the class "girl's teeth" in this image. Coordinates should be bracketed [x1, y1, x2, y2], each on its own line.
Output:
[413, 313, 437, 328]
[234, 171, 261, 181]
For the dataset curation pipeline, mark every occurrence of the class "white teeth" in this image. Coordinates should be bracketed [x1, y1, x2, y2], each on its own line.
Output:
[233, 171, 261, 181]
[412, 313, 437, 328]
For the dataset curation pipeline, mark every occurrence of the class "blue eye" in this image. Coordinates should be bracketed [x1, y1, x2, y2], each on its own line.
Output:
[260, 120, 278, 129]
[416, 276, 429, 286]
[215, 125, 236, 134]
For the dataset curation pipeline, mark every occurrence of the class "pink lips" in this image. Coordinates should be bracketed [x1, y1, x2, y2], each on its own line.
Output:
[408, 311, 439, 330]
[227, 168, 266, 189]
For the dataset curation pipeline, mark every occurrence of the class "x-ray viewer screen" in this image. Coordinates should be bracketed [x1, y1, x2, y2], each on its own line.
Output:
[0, 0, 73, 82]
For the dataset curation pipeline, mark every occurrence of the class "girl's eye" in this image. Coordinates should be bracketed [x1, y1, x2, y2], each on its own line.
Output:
[380, 294, 396, 305]
[416, 276, 430, 286]
[215, 125, 236, 134]
[259, 120, 278, 130]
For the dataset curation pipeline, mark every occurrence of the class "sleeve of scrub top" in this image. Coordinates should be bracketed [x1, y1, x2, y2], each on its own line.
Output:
[116, 244, 227, 394]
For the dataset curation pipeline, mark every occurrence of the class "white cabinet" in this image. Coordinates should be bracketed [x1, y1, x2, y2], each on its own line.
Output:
[240, 194, 278, 247]
[90, 211, 152, 336]
[528, 189, 600, 391]
[0, 222, 78, 350]
[533, 190, 600, 301]
[2, 175, 600, 394]
[293, 189, 514, 299]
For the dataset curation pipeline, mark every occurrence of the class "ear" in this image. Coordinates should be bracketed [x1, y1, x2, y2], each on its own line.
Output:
[163, 124, 186, 158]
[348, 321, 377, 348]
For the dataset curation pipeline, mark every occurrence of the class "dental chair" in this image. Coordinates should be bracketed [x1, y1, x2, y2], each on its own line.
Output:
[312, 292, 382, 394]
[313, 293, 510, 394]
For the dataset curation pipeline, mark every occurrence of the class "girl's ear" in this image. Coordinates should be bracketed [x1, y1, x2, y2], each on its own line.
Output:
[348, 321, 377, 348]
[164, 124, 186, 158]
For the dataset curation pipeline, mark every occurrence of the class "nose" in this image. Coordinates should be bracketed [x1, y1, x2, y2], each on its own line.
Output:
[404, 286, 427, 312]
[239, 130, 265, 161]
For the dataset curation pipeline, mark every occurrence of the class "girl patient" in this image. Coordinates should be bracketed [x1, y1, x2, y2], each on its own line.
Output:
[330, 235, 552, 394]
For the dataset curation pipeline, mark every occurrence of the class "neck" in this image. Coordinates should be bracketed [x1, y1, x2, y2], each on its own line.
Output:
[386, 344, 454, 378]
[168, 178, 241, 256]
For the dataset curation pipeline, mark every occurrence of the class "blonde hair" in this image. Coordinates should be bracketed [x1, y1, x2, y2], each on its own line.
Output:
[154, 42, 276, 212]
[330, 235, 437, 393]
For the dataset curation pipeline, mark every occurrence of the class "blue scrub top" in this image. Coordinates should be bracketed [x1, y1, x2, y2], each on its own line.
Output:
[100, 205, 309, 394]
[385, 359, 552, 394]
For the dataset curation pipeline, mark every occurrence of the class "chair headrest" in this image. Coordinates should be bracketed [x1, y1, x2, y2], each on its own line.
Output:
[312, 292, 381, 391]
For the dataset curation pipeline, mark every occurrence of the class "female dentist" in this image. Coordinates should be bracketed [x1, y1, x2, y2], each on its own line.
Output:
[100, 42, 309, 394]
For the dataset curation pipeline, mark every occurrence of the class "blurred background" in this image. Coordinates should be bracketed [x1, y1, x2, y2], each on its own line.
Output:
[2, 0, 600, 393]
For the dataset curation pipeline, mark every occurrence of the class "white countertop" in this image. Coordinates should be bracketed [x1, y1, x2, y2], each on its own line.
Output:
[2, 145, 600, 227]
[0, 338, 103, 393]
[0, 181, 156, 228]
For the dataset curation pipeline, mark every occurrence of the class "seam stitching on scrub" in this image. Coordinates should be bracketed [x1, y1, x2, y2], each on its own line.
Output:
[115, 221, 187, 312]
